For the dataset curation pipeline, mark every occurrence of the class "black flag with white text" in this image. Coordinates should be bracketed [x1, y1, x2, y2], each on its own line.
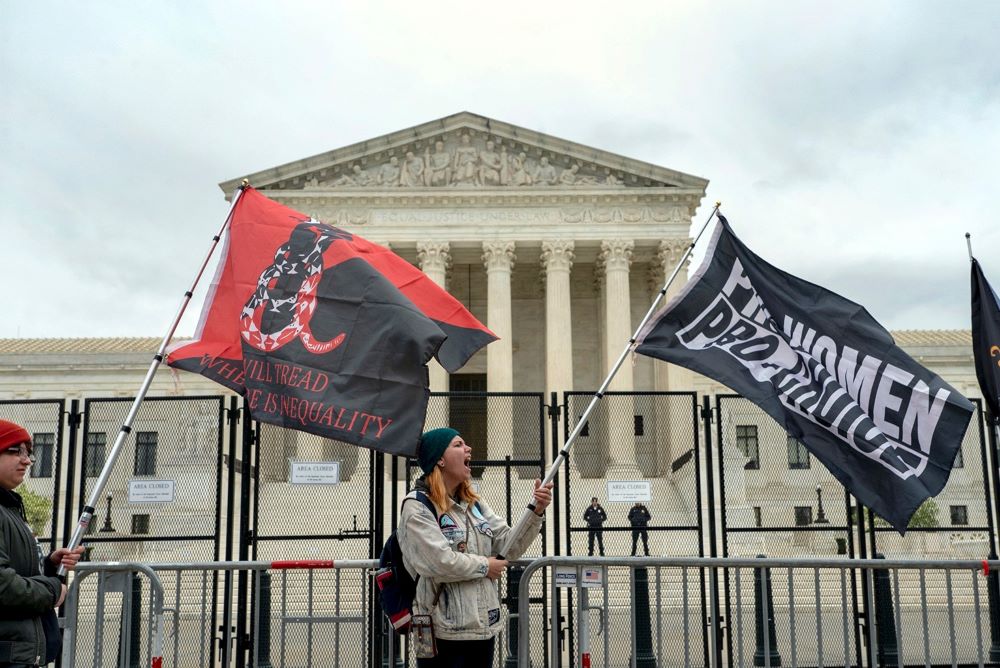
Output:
[635, 216, 974, 533]
[971, 258, 1000, 422]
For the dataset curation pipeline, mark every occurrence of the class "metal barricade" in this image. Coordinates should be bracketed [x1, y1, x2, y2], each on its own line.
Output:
[61, 559, 378, 668]
[518, 556, 1000, 668]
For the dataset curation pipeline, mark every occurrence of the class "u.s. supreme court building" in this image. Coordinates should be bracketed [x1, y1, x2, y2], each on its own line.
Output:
[1, 112, 993, 561]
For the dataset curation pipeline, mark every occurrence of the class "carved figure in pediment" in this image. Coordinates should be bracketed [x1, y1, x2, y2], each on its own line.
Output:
[425, 141, 452, 187]
[559, 164, 580, 185]
[603, 169, 623, 186]
[479, 140, 504, 186]
[534, 156, 558, 185]
[377, 156, 401, 187]
[354, 165, 373, 186]
[401, 151, 425, 187]
[333, 164, 372, 187]
[332, 168, 357, 186]
[508, 152, 531, 186]
[452, 134, 479, 186]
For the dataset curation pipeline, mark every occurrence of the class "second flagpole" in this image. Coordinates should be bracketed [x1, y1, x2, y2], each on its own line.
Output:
[499, 201, 722, 557]
[60, 181, 249, 574]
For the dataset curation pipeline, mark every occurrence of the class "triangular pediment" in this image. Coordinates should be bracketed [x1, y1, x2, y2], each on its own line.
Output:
[220, 112, 707, 194]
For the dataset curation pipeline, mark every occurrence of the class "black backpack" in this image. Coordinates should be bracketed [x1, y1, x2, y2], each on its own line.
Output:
[376, 492, 438, 632]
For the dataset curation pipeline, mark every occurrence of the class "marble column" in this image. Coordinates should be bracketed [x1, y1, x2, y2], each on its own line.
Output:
[483, 241, 516, 459]
[654, 239, 693, 393]
[650, 238, 693, 476]
[416, 241, 452, 393]
[417, 241, 452, 431]
[540, 240, 575, 397]
[540, 240, 574, 476]
[599, 239, 634, 391]
[598, 239, 634, 474]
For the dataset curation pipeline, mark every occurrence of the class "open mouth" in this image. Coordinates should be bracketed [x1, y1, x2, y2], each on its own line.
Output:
[463, 456, 472, 472]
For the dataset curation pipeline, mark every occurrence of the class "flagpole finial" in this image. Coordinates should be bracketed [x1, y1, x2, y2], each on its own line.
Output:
[241, 178, 250, 188]
[715, 201, 722, 208]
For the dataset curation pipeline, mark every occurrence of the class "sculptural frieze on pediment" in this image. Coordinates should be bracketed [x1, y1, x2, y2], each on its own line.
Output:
[295, 131, 665, 190]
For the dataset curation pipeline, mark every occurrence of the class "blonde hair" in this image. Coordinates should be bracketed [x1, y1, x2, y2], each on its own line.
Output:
[424, 467, 479, 515]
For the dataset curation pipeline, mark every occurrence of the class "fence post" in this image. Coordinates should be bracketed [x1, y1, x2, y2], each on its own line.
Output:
[985, 415, 1000, 663]
[256, 571, 274, 668]
[632, 566, 657, 668]
[987, 567, 1000, 664]
[872, 554, 898, 668]
[505, 565, 523, 668]
[116, 573, 142, 668]
[753, 556, 781, 667]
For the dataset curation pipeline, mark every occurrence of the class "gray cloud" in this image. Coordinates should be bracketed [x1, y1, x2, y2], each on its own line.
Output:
[2, 0, 998, 339]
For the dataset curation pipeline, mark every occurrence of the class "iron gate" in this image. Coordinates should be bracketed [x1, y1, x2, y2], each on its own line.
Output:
[386, 391, 551, 667]
[76, 395, 227, 668]
[563, 390, 706, 667]
[3, 387, 996, 667]
[712, 393, 1000, 667]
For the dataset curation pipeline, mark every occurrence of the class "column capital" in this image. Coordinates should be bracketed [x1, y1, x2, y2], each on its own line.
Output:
[647, 263, 664, 294]
[540, 239, 575, 274]
[598, 239, 634, 273]
[416, 241, 452, 274]
[482, 241, 516, 273]
[656, 237, 692, 271]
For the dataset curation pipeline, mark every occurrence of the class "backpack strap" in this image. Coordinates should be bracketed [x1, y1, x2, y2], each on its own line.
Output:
[401, 490, 444, 608]
[413, 491, 438, 519]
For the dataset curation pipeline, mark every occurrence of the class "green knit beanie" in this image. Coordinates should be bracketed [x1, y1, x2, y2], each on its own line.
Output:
[417, 427, 459, 474]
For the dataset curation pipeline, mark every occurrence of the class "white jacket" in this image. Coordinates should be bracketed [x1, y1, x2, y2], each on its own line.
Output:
[397, 490, 543, 641]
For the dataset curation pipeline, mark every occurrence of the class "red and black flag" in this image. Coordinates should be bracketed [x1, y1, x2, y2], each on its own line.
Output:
[971, 258, 1000, 422]
[167, 187, 496, 457]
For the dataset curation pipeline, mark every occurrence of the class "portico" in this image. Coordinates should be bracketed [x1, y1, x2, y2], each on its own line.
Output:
[221, 112, 710, 406]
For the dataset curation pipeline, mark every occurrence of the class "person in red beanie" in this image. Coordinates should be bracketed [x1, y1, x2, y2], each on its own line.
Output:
[0, 419, 84, 667]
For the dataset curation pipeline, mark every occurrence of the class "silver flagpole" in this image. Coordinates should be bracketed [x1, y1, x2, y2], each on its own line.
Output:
[499, 201, 722, 557]
[60, 181, 249, 574]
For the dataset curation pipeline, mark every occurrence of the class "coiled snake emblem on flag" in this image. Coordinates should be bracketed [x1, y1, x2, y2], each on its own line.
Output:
[240, 220, 352, 354]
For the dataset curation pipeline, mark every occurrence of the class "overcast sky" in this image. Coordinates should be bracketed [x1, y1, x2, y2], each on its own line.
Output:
[2, 2, 998, 340]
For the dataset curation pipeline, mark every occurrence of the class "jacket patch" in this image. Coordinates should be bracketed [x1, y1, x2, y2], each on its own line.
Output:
[439, 513, 466, 545]
[488, 608, 501, 626]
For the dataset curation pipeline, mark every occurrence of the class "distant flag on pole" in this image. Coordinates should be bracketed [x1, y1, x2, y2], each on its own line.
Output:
[167, 187, 495, 457]
[971, 258, 1000, 422]
[634, 214, 974, 533]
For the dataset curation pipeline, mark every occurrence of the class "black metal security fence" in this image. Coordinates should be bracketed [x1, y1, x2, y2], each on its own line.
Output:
[518, 556, 1000, 668]
[5, 388, 1000, 667]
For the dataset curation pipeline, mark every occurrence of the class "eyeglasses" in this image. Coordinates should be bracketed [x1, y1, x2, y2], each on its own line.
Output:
[2, 445, 35, 464]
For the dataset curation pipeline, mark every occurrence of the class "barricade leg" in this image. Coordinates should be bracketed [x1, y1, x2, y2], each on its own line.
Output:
[578, 583, 590, 668]
[872, 555, 898, 667]
[504, 565, 523, 668]
[988, 566, 1000, 663]
[256, 571, 274, 668]
[631, 566, 657, 668]
[116, 573, 142, 668]
[753, 557, 781, 667]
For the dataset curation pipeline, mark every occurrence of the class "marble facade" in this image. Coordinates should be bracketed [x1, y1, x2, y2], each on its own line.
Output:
[219, 112, 709, 400]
